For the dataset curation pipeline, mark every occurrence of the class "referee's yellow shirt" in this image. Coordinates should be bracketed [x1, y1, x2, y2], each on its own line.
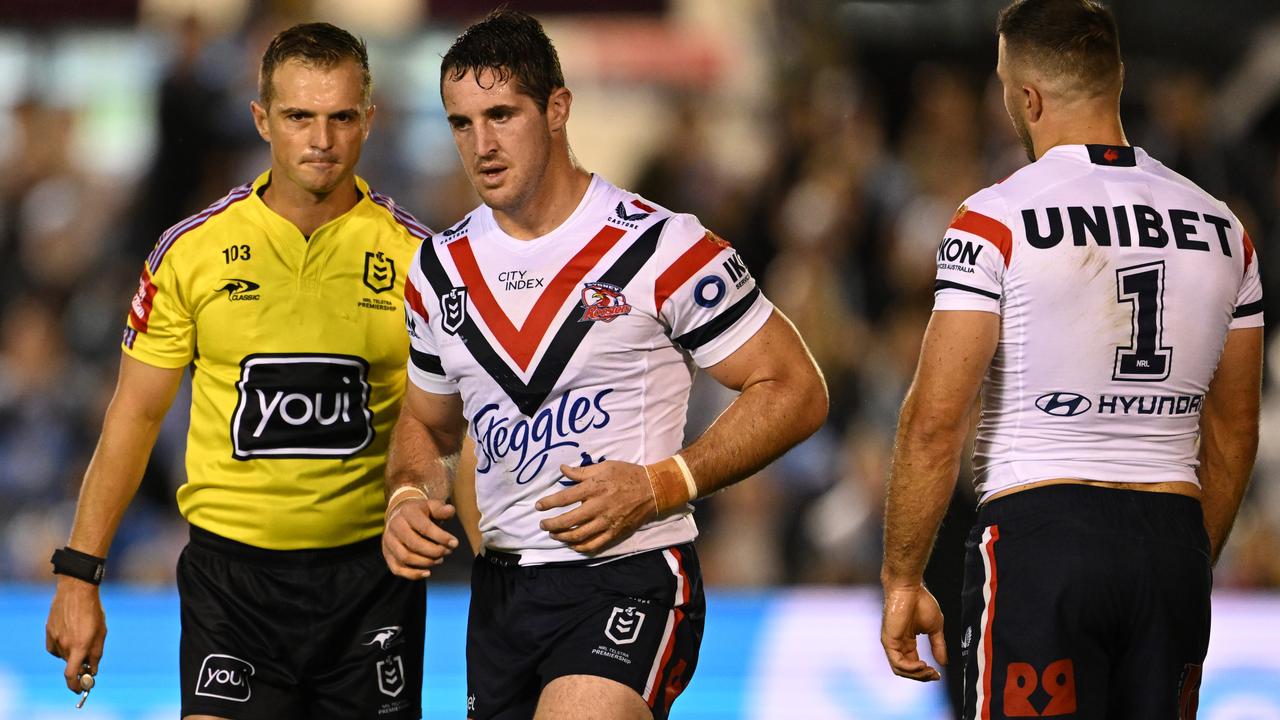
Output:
[123, 171, 428, 549]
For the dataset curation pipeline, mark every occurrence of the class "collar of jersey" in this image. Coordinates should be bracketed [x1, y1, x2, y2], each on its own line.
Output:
[246, 170, 375, 240]
[473, 173, 610, 255]
[1040, 144, 1148, 166]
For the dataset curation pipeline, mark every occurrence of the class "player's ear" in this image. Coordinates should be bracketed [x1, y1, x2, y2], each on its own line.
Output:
[250, 100, 271, 142]
[546, 87, 572, 133]
[1024, 83, 1043, 124]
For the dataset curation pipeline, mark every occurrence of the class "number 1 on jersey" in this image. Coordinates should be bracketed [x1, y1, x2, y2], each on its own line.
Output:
[1113, 261, 1172, 381]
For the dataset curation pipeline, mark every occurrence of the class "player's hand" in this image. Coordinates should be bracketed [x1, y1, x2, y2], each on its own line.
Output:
[46, 576, 107, 693]
[535, 461, 656, 554]
[880, 583, 947, 682]
[382, 497, 459, 580]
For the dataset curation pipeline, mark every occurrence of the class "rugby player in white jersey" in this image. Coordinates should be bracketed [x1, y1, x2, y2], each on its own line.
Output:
[380, 10, 828, 720]
[881, 0, 1262, 716]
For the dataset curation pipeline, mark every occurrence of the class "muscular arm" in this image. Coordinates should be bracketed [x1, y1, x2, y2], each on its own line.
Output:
[538, 310, 828, 553]
[1197, 326, 1262, 564]
[682, 310, 828, 494]
[381, 382, 468, 578]
[385, 384, 466, 502]
[46, 354, 184, 690]
[881, 310, 998, 681]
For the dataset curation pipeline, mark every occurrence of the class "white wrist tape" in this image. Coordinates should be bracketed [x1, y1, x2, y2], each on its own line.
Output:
[387, 485, 428, 514]
[671, 453, 698, 501]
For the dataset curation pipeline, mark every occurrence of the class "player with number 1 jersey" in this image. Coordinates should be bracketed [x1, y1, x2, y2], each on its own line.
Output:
[881, 3, 1264, 716]
[934, 144, 1262, 500]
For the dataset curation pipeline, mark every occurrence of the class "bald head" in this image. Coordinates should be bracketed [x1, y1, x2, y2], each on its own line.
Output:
[997, 0, 1122, 101]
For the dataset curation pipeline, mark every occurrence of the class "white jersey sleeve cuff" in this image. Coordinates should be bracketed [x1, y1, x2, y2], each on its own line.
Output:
[407, 363, 459, 395]
[933, 290, 1001, 315]
[690, 293, 774, 368]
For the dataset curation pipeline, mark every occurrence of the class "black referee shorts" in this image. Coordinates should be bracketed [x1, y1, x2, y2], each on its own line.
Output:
[177, 525, 426, 719]
[958, 484, 1211, 719]
[466, 543, 705, 720]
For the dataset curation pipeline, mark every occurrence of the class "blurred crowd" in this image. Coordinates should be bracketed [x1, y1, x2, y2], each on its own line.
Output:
[2, 1, 1279, 590]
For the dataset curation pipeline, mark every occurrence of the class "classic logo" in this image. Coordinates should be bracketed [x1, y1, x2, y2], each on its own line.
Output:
[1035, 392, 1092, 417]
[195, 654, 254, 703]
[363, 251, 396, 294]
[362, 626, 402, 650]
[581, 282, 632, 323]
[1103, 148, 1119, 163]
[376, 655, 405, 698]
[230, 354, 374, 459]
[441, 287, 468, 335]
[605, 606, 646, 645]
[472, 388, 614, 484]
[216, 278, 261, 301]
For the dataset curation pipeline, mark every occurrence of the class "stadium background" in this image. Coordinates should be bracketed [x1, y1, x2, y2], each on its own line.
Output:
[0, 0, 1278, 716]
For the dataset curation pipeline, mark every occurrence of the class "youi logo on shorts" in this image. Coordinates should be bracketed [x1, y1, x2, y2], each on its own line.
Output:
[472, 388, 613, 484]
[195, 654, 255, 702]
[230, 353, 374, 459]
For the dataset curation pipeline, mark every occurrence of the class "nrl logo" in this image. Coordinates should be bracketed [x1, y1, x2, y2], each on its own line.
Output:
[605, 606, 646, 645]
[441, 287, 468, 335]
[376, 655, 405, 698]
[363, 251, 396, 294]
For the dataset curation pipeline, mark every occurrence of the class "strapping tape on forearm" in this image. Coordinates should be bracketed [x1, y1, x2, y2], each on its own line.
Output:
[645, 454, 698, 515]
[386, 485, 428, 515]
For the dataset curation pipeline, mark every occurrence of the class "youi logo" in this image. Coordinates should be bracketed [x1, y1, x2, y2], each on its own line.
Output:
[472, 389, 613, 484]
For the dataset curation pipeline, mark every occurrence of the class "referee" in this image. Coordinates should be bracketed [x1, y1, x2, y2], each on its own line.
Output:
[45, 23, 444, 718]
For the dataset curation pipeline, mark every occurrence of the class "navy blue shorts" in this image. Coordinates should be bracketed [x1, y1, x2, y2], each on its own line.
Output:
[959, 485, 1211, 719]
[466, 544, 704, 720]
[178, 525, 426, 719]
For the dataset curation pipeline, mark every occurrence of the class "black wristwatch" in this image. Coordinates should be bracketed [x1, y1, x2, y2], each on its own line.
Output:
[50, 547, 106, 585]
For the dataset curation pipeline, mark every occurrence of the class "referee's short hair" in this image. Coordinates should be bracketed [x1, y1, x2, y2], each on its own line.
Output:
[440, 10, 565, 112]
[259, 22, 372, 108]
[997, 0, 1122, 96]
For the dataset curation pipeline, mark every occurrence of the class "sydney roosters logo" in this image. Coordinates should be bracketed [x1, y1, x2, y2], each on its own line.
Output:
[580, 282, 632, 323]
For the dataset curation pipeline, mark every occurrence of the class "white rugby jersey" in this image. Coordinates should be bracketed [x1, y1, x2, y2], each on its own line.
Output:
[933, 145, 1263, 502]
[403, 175, 773, 563]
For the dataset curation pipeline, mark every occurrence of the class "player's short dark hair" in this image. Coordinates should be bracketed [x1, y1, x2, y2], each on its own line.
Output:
[259, 22, 371, 107]
[440, 9, 565, 112]
[997, 0, 1121, 95]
